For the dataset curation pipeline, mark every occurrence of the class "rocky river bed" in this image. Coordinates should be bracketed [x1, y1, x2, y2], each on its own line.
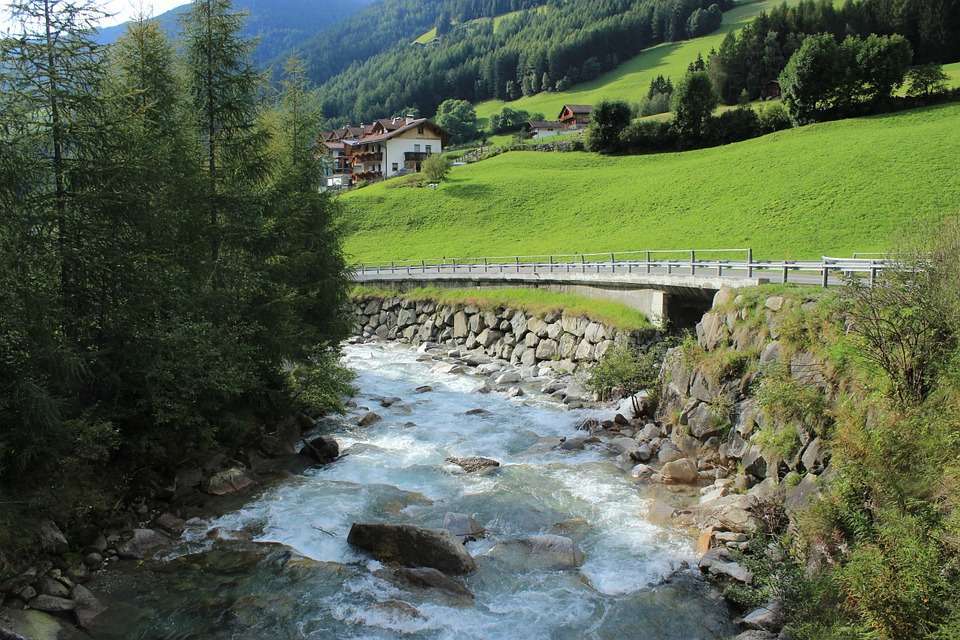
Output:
[25, 341, 739, 639]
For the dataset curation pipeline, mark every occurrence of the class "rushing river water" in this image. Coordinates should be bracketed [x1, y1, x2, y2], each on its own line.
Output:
[91, 342, 735, 639]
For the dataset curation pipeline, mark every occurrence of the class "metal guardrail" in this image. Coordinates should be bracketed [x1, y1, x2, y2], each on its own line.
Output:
[353, 248, 892, 288]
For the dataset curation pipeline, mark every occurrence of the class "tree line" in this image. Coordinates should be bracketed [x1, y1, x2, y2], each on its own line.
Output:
[707, 0, 960, 104]
[0, 0, 350, 520]
[587, 4, 958, 155]
[312, 0, 733, 124]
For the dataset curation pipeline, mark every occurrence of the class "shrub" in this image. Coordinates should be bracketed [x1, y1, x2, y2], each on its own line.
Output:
[757, 102, 792, 133]
[585, 99, 632, 153]
[706, 106, 760, 145]
[904, 63, 949, 97]
[422, 154, 451, 183]
[754, 423, 801, 459]
[638, 91, 672, 116]
[756, 367, 829, 433]
[586, 339, 675, 401]
[618, 119, 678, 153]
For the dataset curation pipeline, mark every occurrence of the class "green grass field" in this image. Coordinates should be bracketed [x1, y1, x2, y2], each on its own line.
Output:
[474, 0, 790, 121]
[341, 103, 960, 262]
[946, 61, 960, 87]
[350, 286, 652, 329]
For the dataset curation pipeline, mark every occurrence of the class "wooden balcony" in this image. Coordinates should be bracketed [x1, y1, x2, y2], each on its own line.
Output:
[404, 151, 431, 162]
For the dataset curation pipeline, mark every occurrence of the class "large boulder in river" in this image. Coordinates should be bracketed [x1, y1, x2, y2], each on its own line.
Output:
[488, 534, 584, 570]
[445, 456, 500, 474]
[389, 567, 474, 604]
[302, 436, 339, 464]
[347, 523, 477, 575]
[117, 529, 171, 560]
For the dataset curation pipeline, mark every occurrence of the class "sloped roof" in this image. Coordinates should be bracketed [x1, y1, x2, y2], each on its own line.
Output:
[527, 120, 564, 129]
[357, 118, 445, 144]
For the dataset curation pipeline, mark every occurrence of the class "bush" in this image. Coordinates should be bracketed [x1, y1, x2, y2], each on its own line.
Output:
[618, 119, 678, 153]
[422, 154, 451, 183]
[757, 102, 792, 134]
[585, 339, 675, 401]
[706, 106, 760, 145]
[638, 91, 672, 116]
[756, 366, 829, 433]
[585, 99, 632, 153]
[904, 63, 949, 98]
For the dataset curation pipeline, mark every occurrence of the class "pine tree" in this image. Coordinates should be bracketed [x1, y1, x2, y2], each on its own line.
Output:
[183, 0, 265, 275]
[3, 0, 107, 334]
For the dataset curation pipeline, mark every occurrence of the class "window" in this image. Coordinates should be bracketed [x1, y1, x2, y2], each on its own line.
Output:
[426, 145, 432, 154]
[392, 162, 398, 172]
[417, 125, 424, 134]
[414, 144, 420, 152]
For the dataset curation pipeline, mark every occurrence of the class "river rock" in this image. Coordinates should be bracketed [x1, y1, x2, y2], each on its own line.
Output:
[347, 524, 477, 575]
[442, 513, 484, 541]
[28, 595, 75, 613]
[660, 458, 699, 484]
[36, 577, 69, 599]
[205, 467, 255, 496]
[698, 547, 753, 584]
[153, 513, 186, 537]
[390, 567, 474, 603]
[71, 584, 105, 629]
[117, 529, 171, 560]
[488, 534, 584, 570]
[657, 441, 684, 464]
[37, 520, 68, 555]
[734, 632, 777, 640]
[445, 456, 500, 474]
[357, 411, 382, 427]
[302, 436, 339, 464]
[698, 493, 757, 533]
[739, 601, 784, 632]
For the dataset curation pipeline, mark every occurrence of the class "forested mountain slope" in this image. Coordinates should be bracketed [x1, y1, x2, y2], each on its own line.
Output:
[305, 0, 732, 123]
[95, 0, 375, 66]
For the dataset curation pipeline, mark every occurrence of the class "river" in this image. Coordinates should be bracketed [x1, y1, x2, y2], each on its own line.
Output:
[89, 341, 735, 639]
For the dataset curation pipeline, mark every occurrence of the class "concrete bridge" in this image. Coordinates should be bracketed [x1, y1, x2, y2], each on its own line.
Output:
[353, 249, 889, 328]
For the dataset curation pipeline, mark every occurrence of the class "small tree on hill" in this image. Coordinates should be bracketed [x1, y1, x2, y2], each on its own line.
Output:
[422, 154, 450, 183]
[435, 99, 478, 144]
[671, 70, 718, 141]
[779, 34, 846, 124]
[585, 100, 632, 153]
[904, 63, 949, 97]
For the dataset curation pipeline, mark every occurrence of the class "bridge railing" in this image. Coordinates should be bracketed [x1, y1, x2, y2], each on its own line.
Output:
[353, 248, 894, 287]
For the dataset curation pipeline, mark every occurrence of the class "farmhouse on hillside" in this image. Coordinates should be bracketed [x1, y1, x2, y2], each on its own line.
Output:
[558, 104, 593, 129]
[320, 116, 447, 188]
[524, 119, 565, 139]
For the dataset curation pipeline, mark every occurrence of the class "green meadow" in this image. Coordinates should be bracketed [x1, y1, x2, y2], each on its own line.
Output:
[342, 103, 960, 262]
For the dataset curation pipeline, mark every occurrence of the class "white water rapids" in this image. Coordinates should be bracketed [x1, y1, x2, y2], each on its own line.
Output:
[92, 342, 735, 639]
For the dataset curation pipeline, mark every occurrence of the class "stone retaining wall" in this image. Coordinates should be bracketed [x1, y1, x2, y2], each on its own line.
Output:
[352, 295, 658, 373]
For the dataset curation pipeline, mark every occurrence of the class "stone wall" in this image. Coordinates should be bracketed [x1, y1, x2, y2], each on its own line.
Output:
[352, 294, 658, 374]
[618, 285, 837, 552]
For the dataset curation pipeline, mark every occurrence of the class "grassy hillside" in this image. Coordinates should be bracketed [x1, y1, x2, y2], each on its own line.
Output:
[947, 61, 960, 87]
[342, 103, 960, 262]
[475, 0, 788, 121]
